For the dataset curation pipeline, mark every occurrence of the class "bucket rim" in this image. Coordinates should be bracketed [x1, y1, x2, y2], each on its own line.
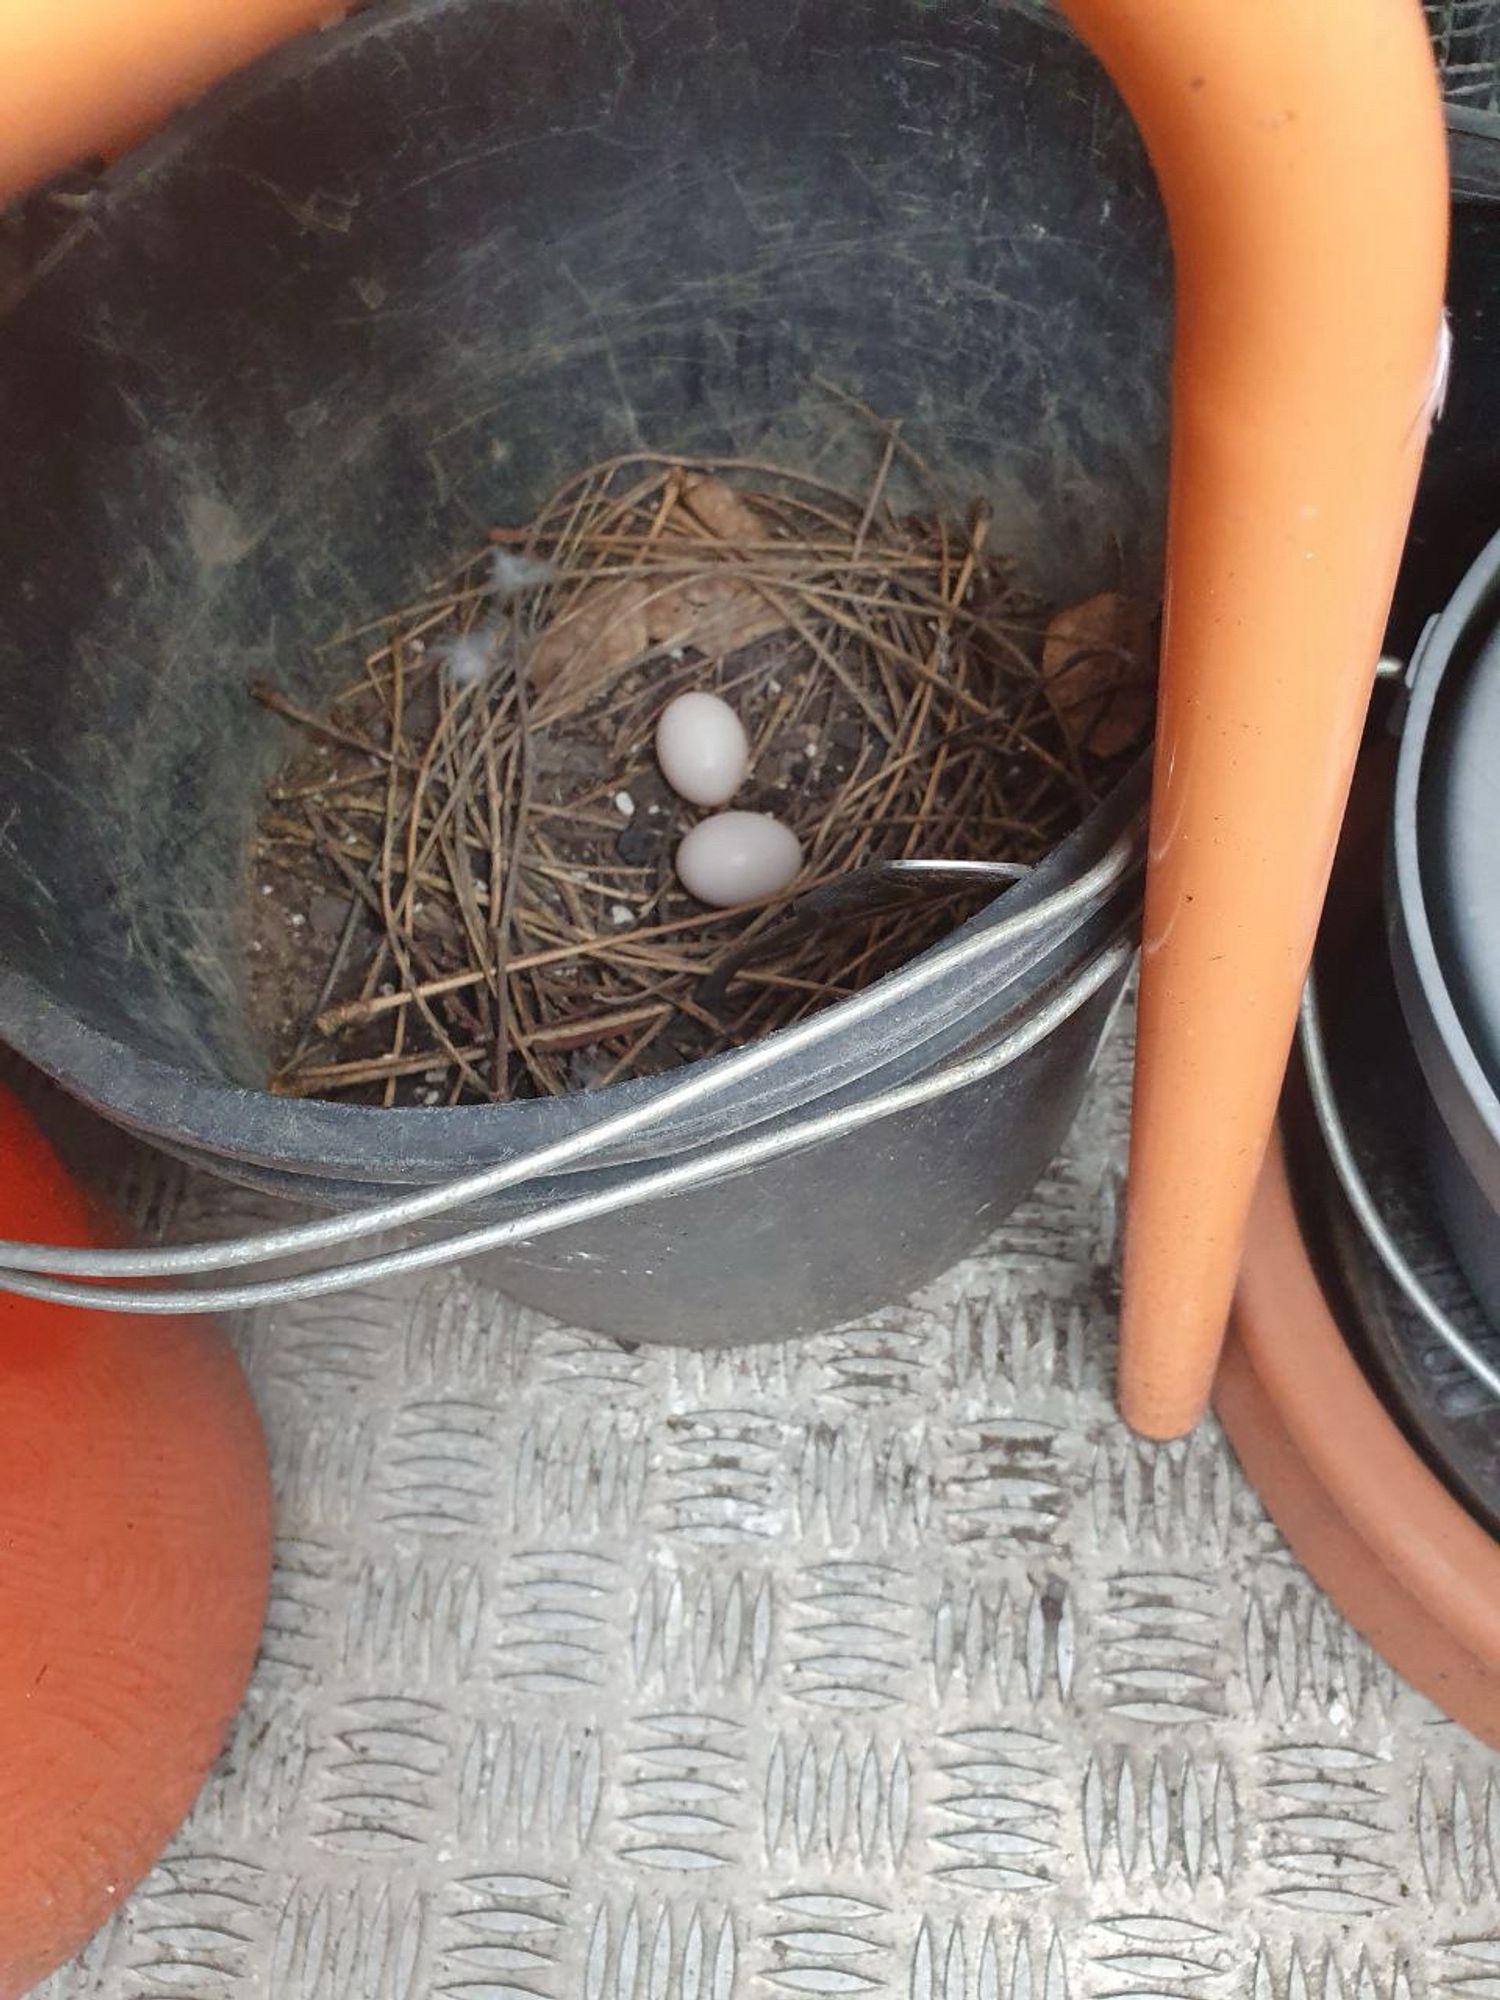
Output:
[0, 761, 1147, 1186]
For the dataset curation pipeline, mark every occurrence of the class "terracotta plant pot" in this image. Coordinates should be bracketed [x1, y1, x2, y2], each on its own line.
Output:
[1218, 755, 1500, 1748]
[1220, 1137, 1500, 1748]
[0, 1088, 271, 1998]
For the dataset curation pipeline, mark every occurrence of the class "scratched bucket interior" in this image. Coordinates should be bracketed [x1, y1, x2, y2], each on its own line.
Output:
[0, 0, 1170, 1095]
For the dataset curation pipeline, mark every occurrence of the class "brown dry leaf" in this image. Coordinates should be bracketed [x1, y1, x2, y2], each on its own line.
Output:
[643, 571, 786, 655]
[530, 476, 787, 694]
[1041, 591, 1156, 757]
[529, 577, 652, 694]
[676, 474, 769, 544]
[640, 476, 788, 655]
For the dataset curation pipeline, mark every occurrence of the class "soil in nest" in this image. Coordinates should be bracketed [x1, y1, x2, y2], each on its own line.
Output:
[245, 410, 1154, 1106]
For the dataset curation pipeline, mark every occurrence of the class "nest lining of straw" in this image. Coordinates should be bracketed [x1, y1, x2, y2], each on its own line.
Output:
[246, 410, 1153, 1106]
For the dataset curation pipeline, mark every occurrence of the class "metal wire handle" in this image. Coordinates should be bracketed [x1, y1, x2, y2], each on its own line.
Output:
[0, 831, 1139, 1313]
[1298, 974, 1500, 1401]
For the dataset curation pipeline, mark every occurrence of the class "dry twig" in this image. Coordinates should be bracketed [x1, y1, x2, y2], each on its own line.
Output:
[247, 411, 1153, 1105]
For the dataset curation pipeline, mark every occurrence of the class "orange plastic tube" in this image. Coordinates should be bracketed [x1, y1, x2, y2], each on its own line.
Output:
[0, 0, 343, 199]
[1054, 0, 1448, 1436]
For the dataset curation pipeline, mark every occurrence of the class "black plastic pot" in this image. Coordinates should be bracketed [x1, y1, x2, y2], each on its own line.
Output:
[0, 0, 1166, 1341]
[1390, 525, 1500, 1334]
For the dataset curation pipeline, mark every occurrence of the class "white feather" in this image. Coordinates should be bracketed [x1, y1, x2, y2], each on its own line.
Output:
[432, 623, 504, 691]
[488, 549, 555, 600]
[1421, 311, 1453, 430]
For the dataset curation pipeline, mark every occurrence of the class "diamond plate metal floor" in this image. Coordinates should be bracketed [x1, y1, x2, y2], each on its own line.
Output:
[33, 1028, 1500, 2000]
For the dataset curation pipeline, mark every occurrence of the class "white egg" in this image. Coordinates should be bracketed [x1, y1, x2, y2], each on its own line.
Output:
[655, 690, 750, 807]
[676, 811, 803, 907]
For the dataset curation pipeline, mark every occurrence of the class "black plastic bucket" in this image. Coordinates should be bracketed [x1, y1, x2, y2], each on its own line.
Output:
[0, 0, 1167, 1340]
[1373, 154, 1500, 1349]
[1390, 526, 1500, 1333]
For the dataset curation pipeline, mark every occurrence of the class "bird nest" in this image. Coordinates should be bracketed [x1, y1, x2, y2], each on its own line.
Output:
[246, 402, 1153, 1105]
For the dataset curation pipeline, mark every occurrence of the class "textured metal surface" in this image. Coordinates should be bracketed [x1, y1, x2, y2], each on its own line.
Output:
[28, 1026, 1500, 2000]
